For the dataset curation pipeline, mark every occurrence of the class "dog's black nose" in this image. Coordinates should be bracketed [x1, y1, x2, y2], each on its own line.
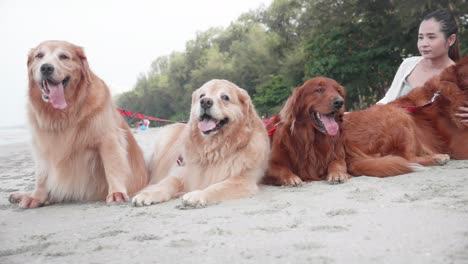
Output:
[332, 97, 344, 109]
[200, 98, 213, 109]
[40, 63, 54, 76]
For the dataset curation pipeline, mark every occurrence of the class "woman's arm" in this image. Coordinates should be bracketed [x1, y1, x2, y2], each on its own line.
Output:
[377, 60, 408, 104]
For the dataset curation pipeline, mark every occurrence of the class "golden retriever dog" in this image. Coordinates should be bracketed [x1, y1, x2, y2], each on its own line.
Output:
[132, 79, 270, 208]
[343, 56, 468, 177]
[9, 40, 148, 208]
[262, 77, 351, 186]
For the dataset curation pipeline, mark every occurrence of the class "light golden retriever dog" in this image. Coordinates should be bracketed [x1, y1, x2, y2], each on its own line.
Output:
[9, 40, 148, 208]
[132, 79, 270, 208]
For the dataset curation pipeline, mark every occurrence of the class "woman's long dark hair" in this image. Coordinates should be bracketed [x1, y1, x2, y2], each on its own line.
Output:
[423, 9, 460, 62]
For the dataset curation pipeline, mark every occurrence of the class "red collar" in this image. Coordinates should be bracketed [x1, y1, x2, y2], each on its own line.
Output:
[268, 126, 277, 136]
[262, 117, 279, 137]
[400, 91, 440, 113]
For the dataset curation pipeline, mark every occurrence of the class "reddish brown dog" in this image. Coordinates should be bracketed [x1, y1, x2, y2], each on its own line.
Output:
[262, 77, 351, 186]
[343, 56, 468, 177]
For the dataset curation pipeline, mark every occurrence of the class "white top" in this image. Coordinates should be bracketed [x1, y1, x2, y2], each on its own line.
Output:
[378, 56, 423, 104]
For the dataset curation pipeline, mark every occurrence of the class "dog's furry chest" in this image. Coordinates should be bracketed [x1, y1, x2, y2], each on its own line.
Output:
[287, 128, 340, 180]
[45, 149, 107, 202]
[32, 128, 108, 202]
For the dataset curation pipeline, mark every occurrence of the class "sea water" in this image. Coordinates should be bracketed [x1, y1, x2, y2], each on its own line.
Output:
[0, 126, 30, 146]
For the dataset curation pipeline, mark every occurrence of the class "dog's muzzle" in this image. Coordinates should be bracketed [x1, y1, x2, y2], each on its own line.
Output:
[198, 112, 229, 135]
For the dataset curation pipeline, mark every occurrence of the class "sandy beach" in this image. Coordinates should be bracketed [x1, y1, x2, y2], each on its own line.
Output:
[0, 128, 467, 264]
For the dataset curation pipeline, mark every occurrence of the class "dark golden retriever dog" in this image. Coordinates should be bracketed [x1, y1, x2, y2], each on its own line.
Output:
[132, 80, 270, 208]
[9, 40, 148, 208]
[262, 77, 351, 186]
[343, 56, 468, 177]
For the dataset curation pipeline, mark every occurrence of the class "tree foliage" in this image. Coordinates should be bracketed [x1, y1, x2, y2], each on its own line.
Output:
[253, 75, 292, 116]
[116, 0, 468, 124]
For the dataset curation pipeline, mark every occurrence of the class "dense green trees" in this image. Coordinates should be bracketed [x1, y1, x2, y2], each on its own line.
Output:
[117, 0, 467, 124]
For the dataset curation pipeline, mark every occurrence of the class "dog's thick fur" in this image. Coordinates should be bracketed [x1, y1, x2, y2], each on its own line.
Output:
[343, 56, 468, 177]
[9, 40, 148, 208]
[132, 79, 270, 208]
[262, 77, 351, 186]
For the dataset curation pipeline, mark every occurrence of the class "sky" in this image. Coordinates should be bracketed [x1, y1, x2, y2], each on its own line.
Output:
[0, 0, 272, 128]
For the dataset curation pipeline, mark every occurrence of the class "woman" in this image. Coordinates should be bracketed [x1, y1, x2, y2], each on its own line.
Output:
[378, 9, 467, 124]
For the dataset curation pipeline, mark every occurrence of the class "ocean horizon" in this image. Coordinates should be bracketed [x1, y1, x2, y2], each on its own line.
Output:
[0, 125, 30, 146]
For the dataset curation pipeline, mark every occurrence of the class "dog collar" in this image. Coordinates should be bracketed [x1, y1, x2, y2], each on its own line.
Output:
[400, 91, 440, 113]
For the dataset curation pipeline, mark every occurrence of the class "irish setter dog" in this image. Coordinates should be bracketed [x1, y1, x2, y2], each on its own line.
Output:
[343, 56, 468, 177]
[262, 77, 351, 186]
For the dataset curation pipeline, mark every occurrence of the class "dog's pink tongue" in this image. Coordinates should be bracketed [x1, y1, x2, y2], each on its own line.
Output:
[320, 115, 339, 136]
[198, 119, 216, 132]
[48, 82, 67, 109]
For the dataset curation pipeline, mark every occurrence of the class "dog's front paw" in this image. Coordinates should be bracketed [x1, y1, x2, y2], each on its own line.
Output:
[181, 190, 207, 208]
[433, 154, 450, 166]
[106, 192, 129, 204]
[281, 175, 303, 187]
[10, 193, 47, 209]
[326, 172, 351, 184]
[9, 193, 24, 204]
[132, 191, 168, 207]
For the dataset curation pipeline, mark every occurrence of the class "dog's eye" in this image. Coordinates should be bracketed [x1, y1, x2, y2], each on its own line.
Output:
[221, 95, 230, 101]
[35, 53, 44, 59]
[199, 94, 205, 99]
[316, 87, 324, 93]
[59, 54, 70, 60]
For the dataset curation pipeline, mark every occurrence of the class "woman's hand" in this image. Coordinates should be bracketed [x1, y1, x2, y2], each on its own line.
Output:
[455, 101, 468, 127]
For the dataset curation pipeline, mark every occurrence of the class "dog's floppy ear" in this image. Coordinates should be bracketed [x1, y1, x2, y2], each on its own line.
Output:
[75, 46, 91, 84]
[279, 86, 302, 124]
[192, 87, 200, 105]
[237, 87, 257, 119]
[337, 84, 346, 99]
[338, 83, 346, 107]
[337, 84, 346, 122]
[189, 88, 202, 122]
[26, 48, 37, 82]
[27, 48, 35, 67]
